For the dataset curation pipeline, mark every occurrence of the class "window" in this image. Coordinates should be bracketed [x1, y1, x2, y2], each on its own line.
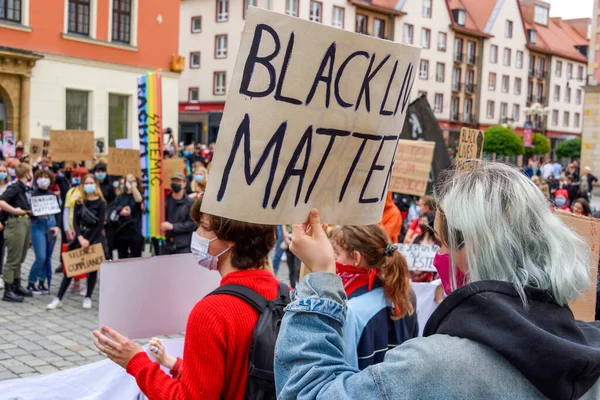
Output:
[466, 41, 476, 64]
[556, 61, 562, 77]
[465, 70, 474, 92]
[112, 0, 132, 43]
[505, 20, 513, 38]
[512, 104, 520, 121]
[486, 101, 495, 118]
[527, 81, 533, 99]
[488, 72, 496, 91]
[537, 57, 545, 78]
[438, 32, 447, 51]
[434, 93, 443, 113]
[490, 45, 498, 64]
[514, 78, 521, 95]
[374, 18, 385, 39]
[500, 102, 508, 119]
[463, 98, 472, 122]
[0, 0, 22, 23]
[567, 63, 573, 79]
[575, 112, 581, 128]
[108, 94, 129, 147]
[552, 110, 558, 126]
[436, 62, 445, 82]
[423, 0, 432, 17]
[214, 72, 226, 95]
[503, 48, 511, 66]
[563, 111, 569, 127]
[565, 87, 571, 103]
[244, 0, 257, 18]
[66, 89, 89, 130]
[451, 97, 459, 119]
[356, 14, 368, 34]
[452, 67, 461, 91]
[454, 38, 463, 62]
[420, 28, 431, 49]
[529, 29, 537, 44]
[190, 52, 200, 69]
[553, 85, 560, 101]
[502, 75, 509, 93]
[215, 35, 227, 58]
[516, 51, 523, 69]
[419, 60, 429, 80]
[529, 55, 535, 76]
[191, 16, 202, 33]
[576, 89, 582, 105]
[332, 6, 344, 29]
[286, 0, 298, 16]
[216, 0, 228, 22]
[403, 24, 413, 44]
[68, 0, 90, 35]
[456, 9, 466, 26]
[534, 5, 549, 25]
[577, 65, 584, 80]
[189, 88, 199, 103]
[536, 83, 543, 102]
[309, 1, 322, 23]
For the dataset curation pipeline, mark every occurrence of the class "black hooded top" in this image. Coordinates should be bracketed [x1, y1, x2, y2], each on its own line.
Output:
[424, 281, 600, 400]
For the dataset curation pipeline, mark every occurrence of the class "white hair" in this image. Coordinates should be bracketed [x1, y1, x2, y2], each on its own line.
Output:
[435, 162, 591, 306]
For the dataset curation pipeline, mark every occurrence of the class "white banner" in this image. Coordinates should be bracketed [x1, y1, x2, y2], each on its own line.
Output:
[31, 195, 61, 216]
[396, 243, 439, 272]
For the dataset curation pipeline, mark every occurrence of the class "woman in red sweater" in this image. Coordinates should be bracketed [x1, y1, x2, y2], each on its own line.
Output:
[92, 193, 280, 400]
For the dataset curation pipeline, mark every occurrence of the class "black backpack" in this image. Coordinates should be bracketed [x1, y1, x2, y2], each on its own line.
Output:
[209, 282, 291, 400]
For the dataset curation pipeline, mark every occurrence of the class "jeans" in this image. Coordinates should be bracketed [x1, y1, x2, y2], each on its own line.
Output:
[3, 216, 31, 285]
[272, 226, 285, 276]
[28, 217, 57, 285]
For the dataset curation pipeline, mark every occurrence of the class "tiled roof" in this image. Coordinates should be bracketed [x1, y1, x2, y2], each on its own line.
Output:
[523, 17, 588, 63]
[352, 0, 405, 15]
[446, 0, 496, 37]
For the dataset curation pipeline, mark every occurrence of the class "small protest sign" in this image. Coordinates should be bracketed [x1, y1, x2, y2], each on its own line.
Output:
[115, 138, 133, 149]
[62, 243, 105, 278]
[94, 138, 106, 155]
[396, 243, 439, 272]
[3, 131, 15, 157]
[164, 158, 186, 180]
[456, 127, 484, 171]
[107, 147, 142, 178]
[30, 139, 50, 159]
[389, 140, 435, 197]
[556, 210, 599, 322]
[31, 195, 60, 216]
[50, 130, 95, 161]
[202, 8, 420, 225]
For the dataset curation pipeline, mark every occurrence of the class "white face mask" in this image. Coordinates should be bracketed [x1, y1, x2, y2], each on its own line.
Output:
[125, 181, 137, 190]
[36, 177, 51, 190]
[190, 232, 230, 271]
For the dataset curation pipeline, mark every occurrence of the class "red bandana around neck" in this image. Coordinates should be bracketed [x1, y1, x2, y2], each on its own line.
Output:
[336, 262, 377, 296]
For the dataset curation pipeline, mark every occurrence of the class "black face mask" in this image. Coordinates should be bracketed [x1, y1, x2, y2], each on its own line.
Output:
[171, 183, 182, 193]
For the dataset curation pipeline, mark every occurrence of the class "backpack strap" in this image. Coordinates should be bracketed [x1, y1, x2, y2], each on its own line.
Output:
[209, 284, 268, 312]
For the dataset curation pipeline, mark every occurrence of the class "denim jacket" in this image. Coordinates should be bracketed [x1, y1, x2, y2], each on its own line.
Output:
[275, 273, 600, 399]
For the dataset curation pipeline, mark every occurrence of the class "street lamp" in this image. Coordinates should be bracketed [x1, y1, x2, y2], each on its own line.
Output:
[501, 117, 517, 130]
[524, 102, 549, 133]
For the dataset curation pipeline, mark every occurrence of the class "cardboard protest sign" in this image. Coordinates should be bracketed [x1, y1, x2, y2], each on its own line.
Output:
[50, 130, 94, 161]
[31, 195, 60, 216]
[399, 97, 452, 193]
[456, 127, 484, 171]
[556, 210, 599, 322]
[202, 8, 420, 225]
[107, 147, 142, 178]
[3, 131, 15, 157]
[30, 139, 50, 159]
[62, 243, 105, 278]
[389, 140, 435, 196]
[98, 254, 221, 339]
[396, 243, 439, 272]
[164, 158, 186, 180]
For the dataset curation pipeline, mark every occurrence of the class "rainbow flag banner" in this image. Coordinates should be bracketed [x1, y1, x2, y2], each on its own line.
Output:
[137, 71, 165, 239]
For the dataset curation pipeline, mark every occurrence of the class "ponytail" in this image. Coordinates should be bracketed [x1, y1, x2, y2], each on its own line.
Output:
[380, 249, 414, 320]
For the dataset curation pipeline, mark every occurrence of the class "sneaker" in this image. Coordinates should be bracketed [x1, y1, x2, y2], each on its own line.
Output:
[46, 297, 62, 310]
[82, 297, 92, 309]
[37, 282, 50, 295]
[26, 283, 42, 295]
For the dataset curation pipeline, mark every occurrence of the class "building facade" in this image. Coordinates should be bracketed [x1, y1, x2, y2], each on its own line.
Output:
[581, 0, 600, 173]
[0, 0, 180, 150]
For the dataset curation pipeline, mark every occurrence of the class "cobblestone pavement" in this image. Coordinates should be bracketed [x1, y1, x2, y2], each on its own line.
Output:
[0, 242, 291, 382]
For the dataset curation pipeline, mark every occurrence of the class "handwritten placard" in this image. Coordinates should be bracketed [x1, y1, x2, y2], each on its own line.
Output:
[389, 140, 435, 196]
[107, 147, 142, 178]
[3, 131, 15, 157]
[50, 130, 95, 161]
[396, 243, 439, 272]
[62, 243, 106, 278]
[456, 127, 484, 171]
[556, 210, 599, 322]
[164, 158, 186, 181]
[30, 139, 50, 159]
[31, 195, 60, 216]
[201, 8, 420, 225]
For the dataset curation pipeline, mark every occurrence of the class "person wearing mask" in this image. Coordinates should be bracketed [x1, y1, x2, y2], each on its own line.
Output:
[572, 198, 592, 217]
[111, 174, 144, 259]
[0, 162, 10, 290]
[186, 144, 209, 168]
[331, 225, 417, 370]
[554, 189, 571, 212]
[275, 163, 600, 399]
[189, 165, 207, 200]
[94, 163, 116, 205]
[26, 170, 61, 294]
[0, 163, 33, 302]
[92, 193, 284, 400]
[160, 173, 196, 255]
[404, 195, 436, 244]
[48, 174, 108, 310]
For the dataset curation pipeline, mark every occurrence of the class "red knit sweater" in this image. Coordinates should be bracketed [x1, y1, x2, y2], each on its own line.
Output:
[126, 269, 280, 400]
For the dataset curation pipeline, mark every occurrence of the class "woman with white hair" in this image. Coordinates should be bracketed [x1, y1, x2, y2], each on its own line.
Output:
[275, 162, 600, 399]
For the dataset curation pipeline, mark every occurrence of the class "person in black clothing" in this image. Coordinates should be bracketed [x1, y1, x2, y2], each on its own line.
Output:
[94, 163, 115, 204]
[186, 144, 209, 168]
[160, 173, 196, 255]
[562, 174, 580, 205]
[47, 174, 108, 310]
[111, 174, 144, 259]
